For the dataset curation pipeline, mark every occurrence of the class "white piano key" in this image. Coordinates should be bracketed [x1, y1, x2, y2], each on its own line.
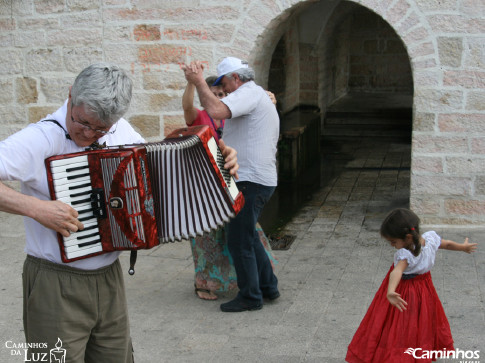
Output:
[65, 243, 103, 259]
[53, 175, 91, 189]
[63, 221, 98, 240]
[58, 193, 92, 205]
[55, 185, 92, 199]
[50, 161, 89, 174]
[65, 240, 101, 253]
[51, 168, 90, 181]
[64, 234, 100, 248]
[50, 155, 88, 168]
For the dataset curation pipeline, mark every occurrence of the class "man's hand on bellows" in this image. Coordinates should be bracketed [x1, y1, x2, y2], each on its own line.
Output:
[218, 139, 239, 180]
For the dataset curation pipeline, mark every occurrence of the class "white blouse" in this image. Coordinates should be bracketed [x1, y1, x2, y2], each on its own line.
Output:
[393, 231, 441, 275]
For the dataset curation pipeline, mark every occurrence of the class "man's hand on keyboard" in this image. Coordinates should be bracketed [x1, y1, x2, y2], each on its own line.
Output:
[33, 199, 84, 237]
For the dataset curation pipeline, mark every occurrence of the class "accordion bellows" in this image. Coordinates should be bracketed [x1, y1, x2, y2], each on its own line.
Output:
[46, 125, 244, 263]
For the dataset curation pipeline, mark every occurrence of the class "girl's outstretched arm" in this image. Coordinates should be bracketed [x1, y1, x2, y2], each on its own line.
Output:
[387, 259, 409, 312]
[440, 237, 478, 253]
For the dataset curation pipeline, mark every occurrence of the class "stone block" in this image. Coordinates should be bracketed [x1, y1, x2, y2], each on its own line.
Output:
[471, 138, 485, 154]
[412, 134, 468, 154]
[438, 113, 485, 133]
[445, 199, 485, 216]
[163, 115, 185, 137]
[40, 77, 72, 104]
[411, 175, 471, 196]
[414, 89, 464, 112]
[0, 79, 14, 104]
[475, 176, 485, 195]
[413, 112, 435, 132]
[26, 48, 63, 73]
[64, 48, 104, 73]
[410, 197, 441, 215]
[466, 91, 485, 111]
[134, 24, 161, 42]
[0, 49, 23, 75]
[129, 115, 160, 138]
[438, 37, 463, 67]
[16, 77, 38, 104]
[28, 106, 57, 123]
[446, 157, 485, 174]
[412, 156, 443, 173]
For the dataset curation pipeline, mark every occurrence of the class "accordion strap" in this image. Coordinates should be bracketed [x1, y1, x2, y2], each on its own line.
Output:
[128, 251, 137, 275]
[41, 118, 106, 150]
[42, 119, 72, 140]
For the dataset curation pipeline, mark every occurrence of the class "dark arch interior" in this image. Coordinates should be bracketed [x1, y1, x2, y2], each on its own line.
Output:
[261, 1, 413, 237]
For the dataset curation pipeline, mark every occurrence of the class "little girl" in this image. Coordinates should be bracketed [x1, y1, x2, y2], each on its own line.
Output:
[346, 208, 477, 363]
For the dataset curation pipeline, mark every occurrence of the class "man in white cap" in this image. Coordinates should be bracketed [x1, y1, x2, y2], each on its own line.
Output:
[182, 57, 280, 312]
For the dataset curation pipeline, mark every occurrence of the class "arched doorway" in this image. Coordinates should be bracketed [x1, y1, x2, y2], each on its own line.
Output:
[260, 1, 413, 236]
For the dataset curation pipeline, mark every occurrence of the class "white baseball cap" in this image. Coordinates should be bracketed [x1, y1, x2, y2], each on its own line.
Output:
[213, 57, 249, 86]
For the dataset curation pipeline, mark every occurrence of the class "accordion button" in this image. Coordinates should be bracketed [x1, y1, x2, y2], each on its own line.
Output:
[109, 197, 124, 209]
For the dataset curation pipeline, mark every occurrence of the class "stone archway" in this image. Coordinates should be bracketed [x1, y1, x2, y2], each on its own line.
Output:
[238, 0, 436, 231]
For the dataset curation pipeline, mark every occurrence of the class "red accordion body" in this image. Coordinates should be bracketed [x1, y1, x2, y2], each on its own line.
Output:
[45, 125, 244, 263]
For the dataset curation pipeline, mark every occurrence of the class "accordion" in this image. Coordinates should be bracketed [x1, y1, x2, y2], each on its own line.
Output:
[45, 125, 244, 267]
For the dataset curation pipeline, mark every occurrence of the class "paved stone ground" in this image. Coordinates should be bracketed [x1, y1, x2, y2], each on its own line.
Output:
[0, 136, 484, 362]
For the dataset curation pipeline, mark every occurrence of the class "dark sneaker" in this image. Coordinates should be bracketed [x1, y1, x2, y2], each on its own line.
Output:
[220, 298, 263, 312]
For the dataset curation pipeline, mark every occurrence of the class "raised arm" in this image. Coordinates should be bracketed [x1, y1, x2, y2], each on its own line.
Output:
[182, 82, 199, 125]
[182, 61, 232, 120]
[0, 181, 83, 237]
[387, 259, 409, 312]
[440, 237, 478, 253]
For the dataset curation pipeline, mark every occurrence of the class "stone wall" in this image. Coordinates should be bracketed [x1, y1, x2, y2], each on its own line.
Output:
[0, 0, 484, 230]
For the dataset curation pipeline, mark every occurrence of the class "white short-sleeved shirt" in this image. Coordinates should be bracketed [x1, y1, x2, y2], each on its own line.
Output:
[393, 231, 441, 275]
[221, 81, 279, 186]
[0, 100, 145, 270]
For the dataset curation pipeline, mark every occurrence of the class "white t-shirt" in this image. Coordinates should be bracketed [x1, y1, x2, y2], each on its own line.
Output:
[0, 100, 145, 270]
[221, 81, 279, 186]
[394, 231, 441, 275]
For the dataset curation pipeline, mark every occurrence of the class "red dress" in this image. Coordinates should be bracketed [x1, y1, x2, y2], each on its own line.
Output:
[346, 265, 454, 362]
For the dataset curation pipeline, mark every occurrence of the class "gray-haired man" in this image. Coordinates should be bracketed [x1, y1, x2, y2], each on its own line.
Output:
[0, 62, 239, 361]
[183, 57, 280, 312]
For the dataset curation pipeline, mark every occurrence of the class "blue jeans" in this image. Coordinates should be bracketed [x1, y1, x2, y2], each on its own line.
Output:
[226, 181, 278, 304]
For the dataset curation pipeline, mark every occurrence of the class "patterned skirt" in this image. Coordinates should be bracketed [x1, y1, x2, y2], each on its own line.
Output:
[346, 265, 454, 363]
[190, 222, 277, 292]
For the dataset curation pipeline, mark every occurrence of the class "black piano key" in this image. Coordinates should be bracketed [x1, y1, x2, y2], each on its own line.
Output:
[78, 239, 102, 248]
[69, 224, 98, 235]
[77, 232, 100, 240]
[72, 197, 92, 205]
[67, 172, 91, 180]
[69, 182, 92, 191]
[70, 190, 91, 198]
[66, 165, 89, 173]
[79, 215, 94, 222]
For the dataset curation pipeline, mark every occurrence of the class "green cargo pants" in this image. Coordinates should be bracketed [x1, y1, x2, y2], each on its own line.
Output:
[23, 255, 133, 363]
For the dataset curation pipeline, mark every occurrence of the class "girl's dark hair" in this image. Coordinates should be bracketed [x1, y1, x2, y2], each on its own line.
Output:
[380, 208, 421, 256]
[205, 76, 219, 88]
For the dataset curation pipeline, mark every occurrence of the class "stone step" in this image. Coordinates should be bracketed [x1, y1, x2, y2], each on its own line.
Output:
[322, 127, 411, 138]
[324, 116, 410, 126]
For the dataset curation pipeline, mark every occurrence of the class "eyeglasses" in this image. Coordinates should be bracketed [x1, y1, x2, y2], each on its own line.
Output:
[70, 104, 117, 135]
